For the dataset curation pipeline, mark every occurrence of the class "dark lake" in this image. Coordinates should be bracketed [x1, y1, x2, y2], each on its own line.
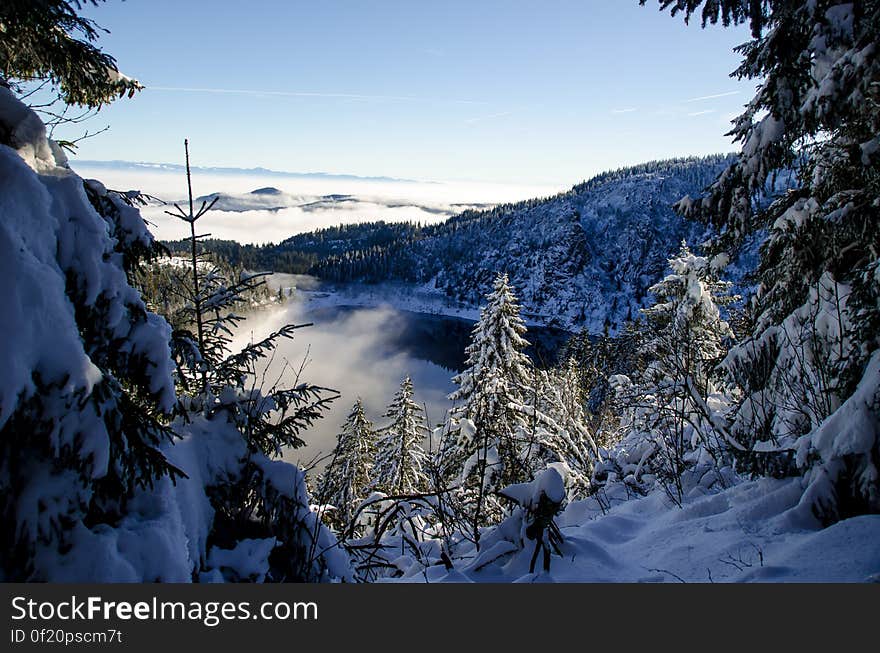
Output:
[306, 305, 573, 373]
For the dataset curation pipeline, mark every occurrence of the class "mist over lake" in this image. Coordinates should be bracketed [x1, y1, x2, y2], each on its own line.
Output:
[228, 296, 455, 473]
[228, 276, 571, 475]
[69, 159, 567, 473]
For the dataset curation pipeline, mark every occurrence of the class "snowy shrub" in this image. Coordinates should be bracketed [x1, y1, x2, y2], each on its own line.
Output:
[492, 467, 566, 574]
[344, 491, 443, 581]
[596, 243, 739, 504]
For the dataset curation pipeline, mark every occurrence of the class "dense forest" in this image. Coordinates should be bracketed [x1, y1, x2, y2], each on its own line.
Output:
[162, 221, 425, 277]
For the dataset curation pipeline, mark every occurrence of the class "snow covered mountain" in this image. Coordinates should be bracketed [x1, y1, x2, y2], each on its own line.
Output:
[313, 154, 756, 332]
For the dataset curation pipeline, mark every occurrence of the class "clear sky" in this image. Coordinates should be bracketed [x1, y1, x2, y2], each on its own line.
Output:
[70, 0, 754, 185]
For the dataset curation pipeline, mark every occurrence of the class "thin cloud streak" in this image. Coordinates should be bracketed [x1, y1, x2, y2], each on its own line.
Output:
[148, 85, 487, 105]
[688, 109, 716, 117]
[611, 108, 638, 114]
[464, 110, 514, 124]
[685, 90, 740, 102]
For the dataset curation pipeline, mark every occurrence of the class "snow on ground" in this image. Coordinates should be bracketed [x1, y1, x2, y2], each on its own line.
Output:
[404, 477, 880, 583]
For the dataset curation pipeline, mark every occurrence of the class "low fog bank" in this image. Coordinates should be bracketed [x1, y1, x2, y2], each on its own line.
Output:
[72, 164, 563, 245]
[228, 300, 456, 475]
[141, 202, 449, 245]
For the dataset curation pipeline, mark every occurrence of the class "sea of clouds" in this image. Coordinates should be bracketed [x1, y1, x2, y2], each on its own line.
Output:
[72, 162, 563, 244]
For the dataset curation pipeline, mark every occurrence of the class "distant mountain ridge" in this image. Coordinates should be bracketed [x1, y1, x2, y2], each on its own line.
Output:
[175, 187, 492, 216]
[73, 159, 424, 184]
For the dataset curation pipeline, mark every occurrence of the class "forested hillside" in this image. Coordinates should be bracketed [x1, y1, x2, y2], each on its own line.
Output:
[163, 221, 424, 277]
[314, 155, 746, 331]
[175, 155, 774, 333]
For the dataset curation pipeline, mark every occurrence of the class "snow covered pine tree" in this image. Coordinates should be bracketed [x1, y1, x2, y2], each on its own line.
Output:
[373, 377, 430, 496]
[438, 273, 536, 534]
[644, 0, 880, 520]
[528, 359, 599, 500]
[0, 92, 350, 583]
[608, 242, 737, 503]
[0, 1, 350, 579]
[315, 399, 377, 533]
[0, 86, 180, 580]
[337, 377, 434, 575]
[0, 1, 179, 580]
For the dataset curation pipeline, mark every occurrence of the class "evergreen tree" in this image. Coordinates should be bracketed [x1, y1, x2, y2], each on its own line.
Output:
[0, 0, 160, 578]
[315, 400, 376, 533]
[645, 0, 880, 519]
[0, 10, 350, 582]
[0, 88, 178, 580]
[647, 243, 736, 490]
[611, 243, 737, 502]
[165, 141, 339, 581]
[0, 1, 142, 108]
[373, 377, 430, 496]
[642, 242, 735, 395]
[438, 273, 536, 530]
[563, 323, 648, 437]
[528, 359, 598, 499]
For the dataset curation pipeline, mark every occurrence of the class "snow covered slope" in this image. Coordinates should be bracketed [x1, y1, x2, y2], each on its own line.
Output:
[403, 477, 880, 583]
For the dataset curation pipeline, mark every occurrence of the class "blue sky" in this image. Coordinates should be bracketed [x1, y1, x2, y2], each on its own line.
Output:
[71, 0, 753, 185]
